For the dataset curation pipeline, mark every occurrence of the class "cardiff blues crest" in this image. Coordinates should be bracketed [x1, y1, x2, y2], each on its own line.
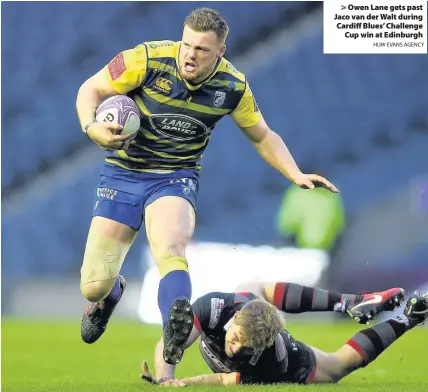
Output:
[213, 91, 226, 108]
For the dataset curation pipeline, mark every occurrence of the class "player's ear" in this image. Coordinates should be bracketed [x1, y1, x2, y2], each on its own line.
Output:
[218, 44, 226, 58]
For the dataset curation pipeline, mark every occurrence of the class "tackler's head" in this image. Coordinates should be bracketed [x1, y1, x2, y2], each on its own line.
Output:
[224, 300, 284, 358]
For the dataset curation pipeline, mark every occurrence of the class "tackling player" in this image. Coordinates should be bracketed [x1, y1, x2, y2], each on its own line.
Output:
[75, 7, 339, 364]
[140, 282, 428, 386]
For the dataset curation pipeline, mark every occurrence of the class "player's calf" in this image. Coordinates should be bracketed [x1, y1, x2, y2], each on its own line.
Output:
[145, 195, 194, 329]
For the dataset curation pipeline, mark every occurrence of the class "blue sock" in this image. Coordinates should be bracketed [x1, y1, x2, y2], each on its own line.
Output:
[158, 270, 192, 328]
[105, 276, 122, 303]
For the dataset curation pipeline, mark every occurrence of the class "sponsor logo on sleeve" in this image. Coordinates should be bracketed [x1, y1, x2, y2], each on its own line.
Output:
[108, 53, 127, 81]
[209, 298, 225, 329]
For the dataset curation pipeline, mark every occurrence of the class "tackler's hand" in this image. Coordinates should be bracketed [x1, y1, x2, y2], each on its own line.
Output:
[158, 379, 187, 387]
[140, 362, 186, 387]
[292, 173, 339, 193]
[140, 361, 157, 385]
[86, 121, 130, 151]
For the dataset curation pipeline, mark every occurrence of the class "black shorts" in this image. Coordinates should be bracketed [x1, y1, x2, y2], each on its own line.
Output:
[291, 342, 317, 384]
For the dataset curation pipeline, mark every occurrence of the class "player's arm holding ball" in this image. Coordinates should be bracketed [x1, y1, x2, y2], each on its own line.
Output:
[76, 45, 146, 150]
[231, 84, 339, 193]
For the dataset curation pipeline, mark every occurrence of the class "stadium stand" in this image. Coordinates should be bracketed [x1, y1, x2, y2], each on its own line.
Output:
[2, 3, 427, 279]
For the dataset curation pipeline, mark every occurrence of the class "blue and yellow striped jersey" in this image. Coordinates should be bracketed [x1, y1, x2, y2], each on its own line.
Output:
[104, 40, 262, 172]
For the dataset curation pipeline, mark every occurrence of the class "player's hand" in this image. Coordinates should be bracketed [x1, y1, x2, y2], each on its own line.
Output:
[86, 121, 130, 151]
[140, 361, 157, 384]
[292, 173, 339, 193]
[140, 362, 186, 387]
[159, 379, 187, 387]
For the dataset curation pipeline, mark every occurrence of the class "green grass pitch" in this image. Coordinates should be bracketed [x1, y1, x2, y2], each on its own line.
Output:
[2, 318, 427, 391]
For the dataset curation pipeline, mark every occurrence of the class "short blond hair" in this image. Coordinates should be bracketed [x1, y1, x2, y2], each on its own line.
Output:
[184, 8, 229, 43]
[235, 300, 284, 351]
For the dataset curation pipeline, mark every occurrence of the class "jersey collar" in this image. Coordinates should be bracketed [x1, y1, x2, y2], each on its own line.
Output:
[223, 317, 233, 331]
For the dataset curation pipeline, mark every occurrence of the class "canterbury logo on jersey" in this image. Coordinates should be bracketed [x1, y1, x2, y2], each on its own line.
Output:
[154, 77, 173, 94]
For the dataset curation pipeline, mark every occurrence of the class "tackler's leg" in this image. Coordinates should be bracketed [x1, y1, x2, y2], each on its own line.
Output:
[80, 217, 137, 343]
[310, 292, 428, 383]
[145, 195, 195, 364]
[263, 282, 404, 323]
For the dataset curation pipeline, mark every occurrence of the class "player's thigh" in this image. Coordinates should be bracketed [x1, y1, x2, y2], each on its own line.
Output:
[81, 216, 137, 285]
[309, 346, 343, 383]
[144, 196, 196, 262]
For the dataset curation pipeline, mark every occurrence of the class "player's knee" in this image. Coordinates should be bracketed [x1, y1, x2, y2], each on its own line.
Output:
[327, 352, 355, 382]
[235, 282, 263, 297]
[150, 242, 187, 265]
[80, 232, 129, 297]
[80, 280, 115, 302]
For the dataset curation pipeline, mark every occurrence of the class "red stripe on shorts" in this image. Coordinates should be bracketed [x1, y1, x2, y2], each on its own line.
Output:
[193, 314, 202, 333]
[108, 52, 126, 81]
[235, 372, 241, 384]
[305, 367, 317, 383]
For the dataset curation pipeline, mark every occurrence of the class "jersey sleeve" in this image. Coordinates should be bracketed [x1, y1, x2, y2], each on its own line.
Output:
[104, 44, 147, 94]
[238, 368, 272, 385]
[192, 294, 212, 333]
[238, 366, 283, 385]
[238, 372, 259, 385]
[230, 82, 262, 128]
[192, 292, 233, 332]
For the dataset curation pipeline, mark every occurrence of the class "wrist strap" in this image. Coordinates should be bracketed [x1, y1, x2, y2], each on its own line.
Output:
[84, 120, 97, 134]
[157, 377, 173, 384]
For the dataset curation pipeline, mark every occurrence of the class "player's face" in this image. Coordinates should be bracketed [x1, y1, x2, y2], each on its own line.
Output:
[224, 323, 252, 358]
[179, 25, 226, 83]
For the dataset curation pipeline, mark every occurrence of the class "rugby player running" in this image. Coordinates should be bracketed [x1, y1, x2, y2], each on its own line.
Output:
[139, 282, 427, 386]
[75, 8, 338, 364]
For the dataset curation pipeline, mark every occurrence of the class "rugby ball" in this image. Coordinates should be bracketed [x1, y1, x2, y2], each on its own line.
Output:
[95, 95, 141, 136]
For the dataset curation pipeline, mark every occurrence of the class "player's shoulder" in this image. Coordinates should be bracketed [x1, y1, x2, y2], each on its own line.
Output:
[121, 43, 148, 62]
[109, 44, 147, 71]
[192, 292, 236, 329]
[144, 40, 179, 59]
[193, 291, 235, 308]
[217, 57, 246, 84]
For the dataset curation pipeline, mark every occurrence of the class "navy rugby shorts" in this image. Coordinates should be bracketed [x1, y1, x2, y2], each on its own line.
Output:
[92, 162, 199, 230]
